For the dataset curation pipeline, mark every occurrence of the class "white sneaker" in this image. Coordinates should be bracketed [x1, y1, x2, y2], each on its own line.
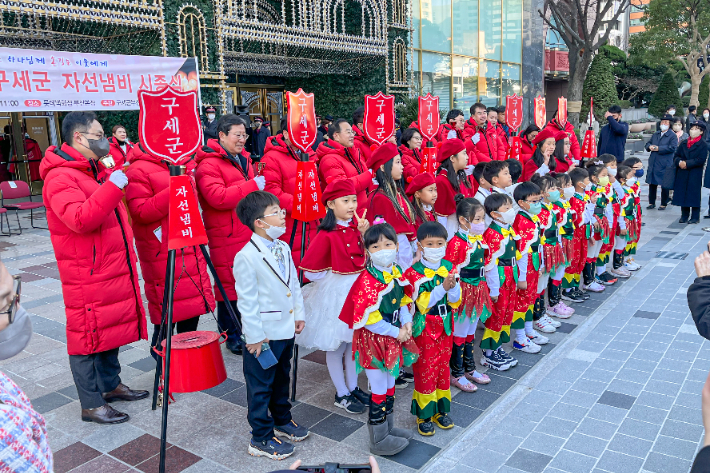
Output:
[534, 317, 556, 333]
[610, 267, 631, 278]
[584, 281, 606, 293]
[513, 338, 541, 353]
[625, 259, 641, 271]
[527, 330, 549, 345]
[542, 314, 561, 328]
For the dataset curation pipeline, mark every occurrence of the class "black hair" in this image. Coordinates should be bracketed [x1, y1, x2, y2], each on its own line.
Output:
[608, 104, 622, 114]
[483, 160, 509, 185]
[455, 196, 484, 221]
[470, 103, 487, 116]
[328, 119, 349, 140]
[497, 105, 506, 113]
[446, 109, 464, 123]
[689, 105, 697, 113]
[484, 193, 513, 216]
[363, 223, 398, 249]
[553, 135, 568, 164]
[486, 107, 498, 115]
[530, 174, 556, 193]
[217, 114, 247, 136]
[585, 161, 606, 181]
[532, 141, 557, 172]
[61, 111, 97, 146]
[513, 181, 542, 203]
[401, 127, 422, 149]
[621, 157, 642, 168]
[473, 162, 488, 184]
[318, 208, 338, 231]
[410, 187, 431, 225]
[522, 124, 541, 141]
[352, 106, 365, 126]
[598, 153, 617, 165]
[555, 172, 572, 188]
[416, 221, 448, 242]
[371, 154, 415, 225]
[280, 117, 288, 133]
[437, 154, 472, 192]
[704, 108, 710, 114]
[236, 191, 280, 232]
[569, 167, 589, 187]
[617, 164, 633, 181]
[506, 158, 522, 183]
[666, 104, 676, 111]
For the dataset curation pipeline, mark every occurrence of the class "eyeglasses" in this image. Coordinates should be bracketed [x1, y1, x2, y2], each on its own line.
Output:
[526, 198, 544, 204]
[81, 131, 105, 140]
[262, 209, 286, 219]
[0, 276, 21, 325]
[228, 133, 248, 140]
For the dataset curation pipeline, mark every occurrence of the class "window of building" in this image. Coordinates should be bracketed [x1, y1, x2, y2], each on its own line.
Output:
[420, 0, 452, 53]
[453, 56, 478, 117]
[421, 52, 452, 107]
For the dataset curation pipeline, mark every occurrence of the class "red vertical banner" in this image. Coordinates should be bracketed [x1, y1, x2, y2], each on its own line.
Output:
[506, 136, 522, 161]
[168, 175, 208, 250]
[418, 94, 440, 142]
[292, 162, 325, 222]
[558, 97, 568, 127]
[285, 89, 318, 154]
[588, 97, 594, 125]
[534, 96, 546, 129]
[363, 92, 396, 145]
[421, 146, 437, 174]
[581, 129, 597, 160]
[505, 94, 523, 133]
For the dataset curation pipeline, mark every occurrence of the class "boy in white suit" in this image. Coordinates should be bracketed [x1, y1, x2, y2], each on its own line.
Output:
[234, 191, 309, 460]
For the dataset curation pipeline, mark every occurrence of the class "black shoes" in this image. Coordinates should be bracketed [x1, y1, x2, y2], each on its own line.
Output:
[81, 404, 130, 424]
[102, 384, 149, 403]
[679, 217, 688, 224]
[689, 219, 699, 224]
[225, 336, 242, 355]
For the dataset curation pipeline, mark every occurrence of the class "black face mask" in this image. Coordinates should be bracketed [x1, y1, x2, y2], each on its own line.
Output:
[83, 136, 111, 158]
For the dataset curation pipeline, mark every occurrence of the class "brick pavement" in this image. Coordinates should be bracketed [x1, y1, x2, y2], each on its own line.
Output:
[1, 165, 707, 473]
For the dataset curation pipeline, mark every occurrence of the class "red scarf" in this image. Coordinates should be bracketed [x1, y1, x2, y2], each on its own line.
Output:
[688, 135, 702, 148]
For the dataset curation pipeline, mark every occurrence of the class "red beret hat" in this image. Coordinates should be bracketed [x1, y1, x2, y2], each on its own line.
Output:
[532, 128, 557, 146]
[321, 179, 356, 205]
[405, 173, 436, 197]
[554, 130, 568, 141]
[437, 139, 466, 162]
[367, 142, 399, 171]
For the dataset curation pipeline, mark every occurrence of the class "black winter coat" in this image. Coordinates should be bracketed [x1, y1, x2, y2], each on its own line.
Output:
[687, 275, 710, 340]
[645, 131, 678, 185]
[672, 138, 707, 207]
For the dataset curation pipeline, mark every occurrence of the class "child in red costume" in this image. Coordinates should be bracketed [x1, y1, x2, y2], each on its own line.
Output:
[446, 197, 493, 393]
[366, 143, 417, 269]
[434, 139, 476, 239]
[339, 223, 419, 455]
[481, 193, 520, 371]
[584, 160, 614, 292]
[621, 157, 644, 271]
[406, 173, 438, 233]
[298, 179, 371, 414]
[404, 221, 461, 436]
[546, 173, 577, 318]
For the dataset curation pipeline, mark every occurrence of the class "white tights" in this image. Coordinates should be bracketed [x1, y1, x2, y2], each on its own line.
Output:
[325, 342, 358, 397]
[365, 368, 396, 395]
[453, 314, 479, 338]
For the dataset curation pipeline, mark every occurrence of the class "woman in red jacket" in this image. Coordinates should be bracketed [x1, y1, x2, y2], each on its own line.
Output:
[262, 120, 319, 268]
[434, 139, 475, 239]
[107, 125, 133, 168]
[195, 115, 265, 355]
[520, 124, 541, 162]
[125, 144, 216, 357]
[522, 128, 558, 181]
[317, 119, 372, 214]
[399, 127, 424, 180]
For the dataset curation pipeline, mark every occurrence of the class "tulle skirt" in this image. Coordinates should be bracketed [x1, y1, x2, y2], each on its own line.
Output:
[296, 272, 358, 351]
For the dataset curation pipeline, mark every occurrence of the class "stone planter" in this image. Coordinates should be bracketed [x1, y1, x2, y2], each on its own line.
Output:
[629, 123, 646, 133]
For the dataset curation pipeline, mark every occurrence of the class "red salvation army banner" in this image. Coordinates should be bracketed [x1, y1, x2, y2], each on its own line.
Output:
[0, 47, 200, 112]
[286, 89, 317, 154]
[168, 174, 208, 250]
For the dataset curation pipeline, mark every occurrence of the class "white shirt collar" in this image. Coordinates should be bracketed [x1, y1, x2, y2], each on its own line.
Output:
[421, 257, 440, 270]
[255, 233, 276, 249]
[337, 219, 352, 227]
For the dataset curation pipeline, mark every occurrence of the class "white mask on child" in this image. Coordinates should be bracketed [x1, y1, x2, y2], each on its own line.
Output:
[369, 249, 397, 268]
[606, 167, 617, 177]
[584, 183, 593, 192]
[563, 186, 575, 200]
[497, 208, 517, 225]
[626, 177, 637, 186]
[260, 221, 286, 240]
[422, 246, 446, 266]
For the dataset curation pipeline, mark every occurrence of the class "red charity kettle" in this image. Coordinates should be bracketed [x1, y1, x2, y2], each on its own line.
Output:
[159, 331, 228, 393]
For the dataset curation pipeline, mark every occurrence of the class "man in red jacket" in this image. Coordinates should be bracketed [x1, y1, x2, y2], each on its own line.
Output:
[262, 118, 319, 268]
[316, 119, 372, 214]
[195, 115, 265, 355]
[40, 111, 148, 424]
[464, 103, 504, 162]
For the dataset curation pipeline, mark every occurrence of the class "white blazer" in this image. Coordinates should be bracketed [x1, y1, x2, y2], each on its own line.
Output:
[233, 234, 305, 344]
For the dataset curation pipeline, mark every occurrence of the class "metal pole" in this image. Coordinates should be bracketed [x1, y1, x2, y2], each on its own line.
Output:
[158, 248, 176, 473]
[151, 259, 173, 411]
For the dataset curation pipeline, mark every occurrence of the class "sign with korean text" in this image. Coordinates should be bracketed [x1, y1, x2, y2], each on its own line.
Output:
[580, 129, 597, 159]
[534, 96, 546, 129]
[418, 94, 440, 142]
[558, 97, 568, 127]
[421, 146, 437, 174]
[285, 89, 317, 154]
[505, 94, 523, 132]
[506, 136, 522, 161]
[363, 92, 395, 146]
[138, 87, 202, 164]
[168, 175, 208, 250]
[0, 46, 200, 111]
[292, 161, 325, 222]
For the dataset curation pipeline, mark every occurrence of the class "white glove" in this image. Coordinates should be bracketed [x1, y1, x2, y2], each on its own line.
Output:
[464, 165, 475, 176]
[108, 170, 128, 189]
[372, 177, 379, 186]
[254, 175, 266, 190]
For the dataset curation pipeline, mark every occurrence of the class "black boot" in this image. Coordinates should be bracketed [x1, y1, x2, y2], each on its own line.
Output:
[450, 342, 465, 379]
[385, 395, 413, 439]
[612, 250, 623, 270]
[582, 262, 594, 286]
[533, 294, 545, 321]
[462, 341, 476, 374]
[548, 280, 561, 307]
[368, 395, 408, 455]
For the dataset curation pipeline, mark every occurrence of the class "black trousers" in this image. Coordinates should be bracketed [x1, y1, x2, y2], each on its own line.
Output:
[217, 300, 242, 340]
[648, 184, 670, 206]
[69, 348, 121, 409]
[243, 337, 294, 441]
[150, 316, 200, 359]
[682, 207, 701, 221]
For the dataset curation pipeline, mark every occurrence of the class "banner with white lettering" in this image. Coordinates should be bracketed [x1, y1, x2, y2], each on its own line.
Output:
[0, 47, 200, 111]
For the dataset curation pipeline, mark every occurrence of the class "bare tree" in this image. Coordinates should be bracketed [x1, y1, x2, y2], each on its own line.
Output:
[540, 0, 631, 126]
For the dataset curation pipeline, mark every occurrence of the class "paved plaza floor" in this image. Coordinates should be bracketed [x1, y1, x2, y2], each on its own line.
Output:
[2, 156, 708, 473]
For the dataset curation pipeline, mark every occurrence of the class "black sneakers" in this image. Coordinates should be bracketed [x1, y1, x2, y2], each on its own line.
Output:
[561, 288, 585, 303]
[248, 437, 294, 460]
[334, 393, 366, 414]
[351, 387, 370, 406]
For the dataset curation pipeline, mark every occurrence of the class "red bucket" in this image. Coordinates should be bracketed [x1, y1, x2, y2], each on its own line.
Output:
[159, 331, 227, 393]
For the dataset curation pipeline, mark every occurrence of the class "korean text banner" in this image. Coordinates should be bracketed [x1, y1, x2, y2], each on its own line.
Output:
[0, 47, 200, 112]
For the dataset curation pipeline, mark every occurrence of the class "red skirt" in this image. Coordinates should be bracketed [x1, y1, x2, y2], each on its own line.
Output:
[562, 238, 574, 264]
[455, 280, 493, 324]
[543, 243, 565, 274]
[353, 328, 419, 376]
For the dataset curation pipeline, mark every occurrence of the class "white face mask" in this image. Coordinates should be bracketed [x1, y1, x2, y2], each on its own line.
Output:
[669, 110, 676, 116]
[606, 167, 617, 177]
[627, 177, 637, 186]
[207, 114, 215, 120]
[673, 124, 683, 132]
[690, 128, 703, 139]
[563, 186, 575, 200]
[497, 208, 517, 225]
[369, 249, 397, 268]
[422, 246, 446, 265]
[260, 221, 287, 240]
[660, 124, 669, 132]
[703, 113, 709, 119]
[584, 182, 593, 192]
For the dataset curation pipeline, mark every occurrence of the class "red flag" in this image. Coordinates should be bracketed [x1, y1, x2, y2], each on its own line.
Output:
[558, 97, 568, 127]
[421, 147, 437, 174]
[580, 129, 597, 159]
[364, 92, 396, 146]
[168, 174, 208, 250]
[292, 161, 325, 222]
[506, 136, 523, 161]
[138, 87, 202, 165]
[418, 94, 441, 142]
[534, 96, 546, 129]
[286, 89, 317, 154]
[505, 94, 523, 132]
